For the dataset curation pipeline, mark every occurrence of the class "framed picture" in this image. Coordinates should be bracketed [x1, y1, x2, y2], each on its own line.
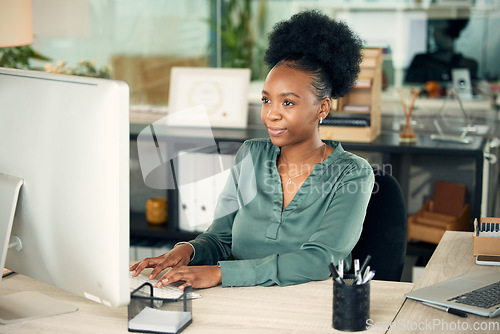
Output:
[167, 67, 251, 128]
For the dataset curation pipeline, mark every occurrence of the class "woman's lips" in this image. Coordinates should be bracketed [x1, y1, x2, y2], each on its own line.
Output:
[267, 127, 287, 136]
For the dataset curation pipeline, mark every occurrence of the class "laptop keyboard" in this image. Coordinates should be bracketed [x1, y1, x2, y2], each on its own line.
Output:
[448, 281, 500, 309]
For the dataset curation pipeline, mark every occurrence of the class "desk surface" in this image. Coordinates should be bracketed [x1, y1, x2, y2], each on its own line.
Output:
[388, 231, 500, 334]
[0, 272, 413, 333]
[3, 232, 497, 333]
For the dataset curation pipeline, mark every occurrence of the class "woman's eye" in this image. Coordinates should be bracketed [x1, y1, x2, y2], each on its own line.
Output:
[284, 100, 294, 106]
[261, 97, 269, 104]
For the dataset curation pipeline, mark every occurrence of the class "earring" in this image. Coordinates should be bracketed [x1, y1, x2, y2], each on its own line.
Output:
[320, 117, 323, 124]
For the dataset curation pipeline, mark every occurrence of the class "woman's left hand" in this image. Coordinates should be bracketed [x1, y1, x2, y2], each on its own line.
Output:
[155, 265, 222, 290]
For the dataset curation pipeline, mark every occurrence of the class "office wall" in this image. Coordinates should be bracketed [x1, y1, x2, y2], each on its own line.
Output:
[30, 1, 500, 89]
[31, 0, 211, 69]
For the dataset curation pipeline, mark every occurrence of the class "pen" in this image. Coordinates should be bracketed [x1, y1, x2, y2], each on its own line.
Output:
[359, 255, 371, 277]
[421, 302, 468, 318]
[328, 263, 338, 279]
[362, 266, 371, 282]
[338, 259, 344, 279]
[328, 262, 344, 284]
[361, 270, 375, 284]
[354, 259, 362, 284]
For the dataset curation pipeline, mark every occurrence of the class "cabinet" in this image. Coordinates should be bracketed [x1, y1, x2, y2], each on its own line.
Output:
[319, 48, 383, 142]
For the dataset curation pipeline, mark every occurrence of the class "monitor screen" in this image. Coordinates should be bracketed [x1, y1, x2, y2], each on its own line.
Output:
[405, 18, 480, 84]
[0, 68, 130, 313]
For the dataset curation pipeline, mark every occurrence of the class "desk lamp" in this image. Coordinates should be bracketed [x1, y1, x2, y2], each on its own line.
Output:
[0, 0, 33, 48]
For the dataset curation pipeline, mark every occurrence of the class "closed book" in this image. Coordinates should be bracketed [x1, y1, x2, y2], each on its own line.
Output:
[343, 105, 370, 112]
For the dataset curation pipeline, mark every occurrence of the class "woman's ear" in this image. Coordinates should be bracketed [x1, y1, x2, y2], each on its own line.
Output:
[318, 97, 331, 121]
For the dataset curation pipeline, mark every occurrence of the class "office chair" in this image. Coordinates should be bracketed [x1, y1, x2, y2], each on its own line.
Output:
[350, 167, 407, 281]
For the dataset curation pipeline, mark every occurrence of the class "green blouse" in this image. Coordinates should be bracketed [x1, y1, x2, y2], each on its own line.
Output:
[188, 139, 374, 287]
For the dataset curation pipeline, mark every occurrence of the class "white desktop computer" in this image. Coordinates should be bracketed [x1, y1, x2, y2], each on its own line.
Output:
[0, 67, 130, 323]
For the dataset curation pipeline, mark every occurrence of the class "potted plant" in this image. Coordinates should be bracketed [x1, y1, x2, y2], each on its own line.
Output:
[207, 0, 268, 80]
[0, 45, 51, 70]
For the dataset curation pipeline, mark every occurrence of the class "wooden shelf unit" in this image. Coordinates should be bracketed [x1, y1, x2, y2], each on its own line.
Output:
[319, 48, 383, 142]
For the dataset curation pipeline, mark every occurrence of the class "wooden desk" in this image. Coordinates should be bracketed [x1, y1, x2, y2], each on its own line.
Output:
[0, 273, 413, 333]
[388, 231, 500, 334]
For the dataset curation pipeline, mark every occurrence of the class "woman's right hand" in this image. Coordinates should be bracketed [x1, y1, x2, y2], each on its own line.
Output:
[129, 243, 194, 280]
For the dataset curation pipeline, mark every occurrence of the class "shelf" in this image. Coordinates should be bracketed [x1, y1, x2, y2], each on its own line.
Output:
[320, 48, 383, 142]
[303, 2, 475, 17]
[130, 211, 199, 242]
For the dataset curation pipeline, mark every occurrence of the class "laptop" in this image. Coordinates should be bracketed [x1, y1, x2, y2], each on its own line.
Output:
[405, 270, 500, 318]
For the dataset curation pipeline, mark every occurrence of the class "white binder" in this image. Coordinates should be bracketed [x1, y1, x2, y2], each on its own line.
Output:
[177, 150, 236, 233]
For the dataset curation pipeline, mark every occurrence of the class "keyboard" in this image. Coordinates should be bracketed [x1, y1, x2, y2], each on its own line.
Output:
[129, 273, 201, 300]
[448, 281, 500, 309]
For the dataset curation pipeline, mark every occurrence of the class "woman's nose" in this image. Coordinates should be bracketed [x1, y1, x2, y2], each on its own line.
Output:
[265, 106, 280, 120]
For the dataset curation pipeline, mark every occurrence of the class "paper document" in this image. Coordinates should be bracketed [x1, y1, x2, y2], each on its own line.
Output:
[129, 307, 192, 333]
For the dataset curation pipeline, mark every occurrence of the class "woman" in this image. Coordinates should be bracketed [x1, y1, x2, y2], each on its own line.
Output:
[130, 10, 374, 290]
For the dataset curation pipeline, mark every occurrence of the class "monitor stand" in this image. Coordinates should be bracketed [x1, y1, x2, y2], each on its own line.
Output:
[0, 173, 78, 324]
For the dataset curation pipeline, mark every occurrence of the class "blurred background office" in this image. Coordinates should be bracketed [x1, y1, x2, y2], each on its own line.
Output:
[2, 0, 499, 106]
[2, 0, 500, 282]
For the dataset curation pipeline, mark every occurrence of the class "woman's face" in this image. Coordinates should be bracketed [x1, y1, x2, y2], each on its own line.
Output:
[260, 64, 323, 147]
[432, 21, 454, 52]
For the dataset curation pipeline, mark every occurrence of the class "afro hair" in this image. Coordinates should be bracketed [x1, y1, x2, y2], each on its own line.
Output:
[264, 10, 363, 99]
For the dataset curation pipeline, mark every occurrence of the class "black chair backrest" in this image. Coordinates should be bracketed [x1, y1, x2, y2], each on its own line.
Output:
[351, 168, 407, 281]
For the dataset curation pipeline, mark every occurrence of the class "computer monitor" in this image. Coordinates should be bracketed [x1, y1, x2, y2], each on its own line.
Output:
[0, 67, 130, 323]
[404, 18, 479, 84]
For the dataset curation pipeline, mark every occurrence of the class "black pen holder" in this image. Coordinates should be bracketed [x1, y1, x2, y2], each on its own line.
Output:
[128, 283, 192, 334]
[332, 274, 370, 332]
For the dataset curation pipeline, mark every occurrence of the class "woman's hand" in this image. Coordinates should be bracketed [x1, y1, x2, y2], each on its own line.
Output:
[129, 243, 194, 279]
[155, 265, 222, 290]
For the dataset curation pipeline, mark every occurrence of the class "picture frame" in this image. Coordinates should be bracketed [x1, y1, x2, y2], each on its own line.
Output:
[167, 67, 251, 128]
